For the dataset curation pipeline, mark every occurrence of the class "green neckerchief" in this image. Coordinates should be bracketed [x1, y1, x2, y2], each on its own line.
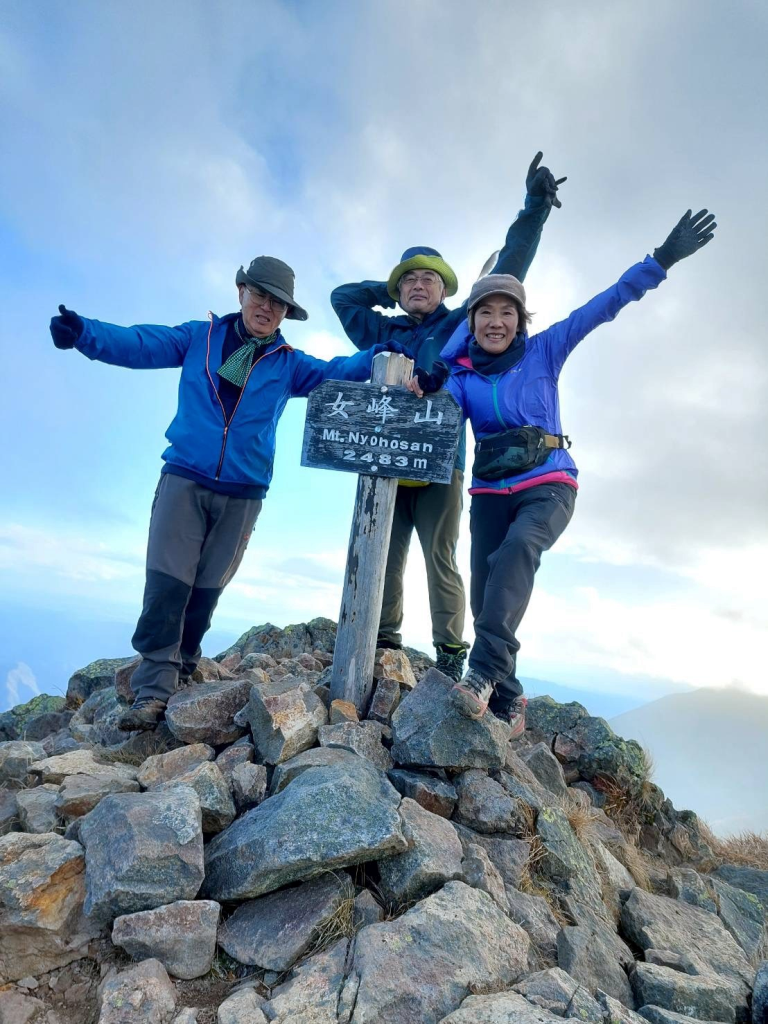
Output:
[217, 317, 277, 387]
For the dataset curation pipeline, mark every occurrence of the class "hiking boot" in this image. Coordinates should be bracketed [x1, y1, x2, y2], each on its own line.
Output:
[494, 696, 528, 739]
[450, 668, 496, 720]
[117, 697, 167, 732]
[376, 638, 403, 651]
[435, 643, 468, 682]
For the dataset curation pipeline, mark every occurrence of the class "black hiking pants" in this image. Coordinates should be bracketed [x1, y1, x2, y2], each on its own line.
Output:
[469, 483, 576, 710]
[130, 474, 262, 702]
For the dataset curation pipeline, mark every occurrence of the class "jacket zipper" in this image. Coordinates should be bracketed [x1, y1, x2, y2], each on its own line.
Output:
[491, 378, 509, 430]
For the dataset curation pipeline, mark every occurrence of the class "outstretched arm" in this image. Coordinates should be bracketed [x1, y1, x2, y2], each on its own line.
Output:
[50, 305, 193, 369]
[290, 341, 410, 397]
[539, 208, 718, 377]
[329, 280, 399, 352]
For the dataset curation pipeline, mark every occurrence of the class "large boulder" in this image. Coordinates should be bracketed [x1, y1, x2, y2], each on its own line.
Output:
[164, 679, 252, 745]
[111, 899, 220, 980]
[202, 760, 407, 901]
[55, 772, 141, 820]
[78, 787, 205, 925]
[28, 749, 138, 786]
[246, 677, 327, 764]
[214, 618, 337, 663]
[631, 962, 741, 1022]
[269, 746, 362, 796]
[377, 797, 463, 904]
[218, 872, 353, 971]
[98, 958, 176, 1024]
[0, 739, 46, 788]
[0, 832, 100, 982]
[0, 694, 69, 742]
[348, 881, 530, 1023]
[391, 669, 508, 770]
[66, 657, 133, 705]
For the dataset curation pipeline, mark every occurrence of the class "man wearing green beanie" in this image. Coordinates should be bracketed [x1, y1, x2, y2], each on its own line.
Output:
[330, 153, 566, 681]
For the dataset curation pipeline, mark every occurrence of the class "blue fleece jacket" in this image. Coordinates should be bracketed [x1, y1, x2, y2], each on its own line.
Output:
[441, 256, 667, 491]
[74, 311, 379, 498]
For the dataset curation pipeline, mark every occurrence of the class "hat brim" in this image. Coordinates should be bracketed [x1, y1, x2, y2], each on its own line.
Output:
[387, 255, 458, 302]
[236, 268, 308, 321]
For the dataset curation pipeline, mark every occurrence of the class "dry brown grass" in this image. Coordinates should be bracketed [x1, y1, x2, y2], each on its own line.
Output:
[562, 789, 603, 845]
[95, 734, 175, 767]
[617, 841, 652, 892]
[699, 821, 768, 871]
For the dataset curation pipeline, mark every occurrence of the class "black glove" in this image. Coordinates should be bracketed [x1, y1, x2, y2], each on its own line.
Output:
[50, 305, 84, 349]
[372, 340, 411, 357]
[653, 209, 717, 270]
[414, 360, 449, 394]
[526, 151, 567, 209]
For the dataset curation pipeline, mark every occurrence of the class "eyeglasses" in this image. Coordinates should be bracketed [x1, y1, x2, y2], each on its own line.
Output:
[244, 285, 288, 314]
[399, 272, 442, 288]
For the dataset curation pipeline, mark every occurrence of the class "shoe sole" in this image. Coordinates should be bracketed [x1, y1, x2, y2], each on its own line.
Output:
[450, 685, 488, 721]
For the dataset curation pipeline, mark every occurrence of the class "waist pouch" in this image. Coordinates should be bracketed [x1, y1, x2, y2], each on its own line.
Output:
[473, 425, 571, 481]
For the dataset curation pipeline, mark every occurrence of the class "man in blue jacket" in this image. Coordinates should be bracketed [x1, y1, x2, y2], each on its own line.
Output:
[50, 256, 403, 730]
[330, 154, 566, 680]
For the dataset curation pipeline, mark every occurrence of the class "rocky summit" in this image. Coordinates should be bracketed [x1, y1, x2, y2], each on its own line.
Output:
[0, 617, 766, 1024]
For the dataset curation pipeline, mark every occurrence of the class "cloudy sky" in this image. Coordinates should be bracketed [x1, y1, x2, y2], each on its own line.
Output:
[1, 0, 766, 713]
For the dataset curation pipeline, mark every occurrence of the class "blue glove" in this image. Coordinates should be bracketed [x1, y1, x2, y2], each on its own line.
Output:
[653, 209, 717, 270]
[414, 360, 449, 394]
[526, 151, 567, 209]
[372, 340, 411, 357]
[50, 305, 84, 349]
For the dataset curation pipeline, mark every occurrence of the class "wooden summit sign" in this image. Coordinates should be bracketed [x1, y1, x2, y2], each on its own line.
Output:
[301, 353, 462, 711]
[301, 379, 461, 484]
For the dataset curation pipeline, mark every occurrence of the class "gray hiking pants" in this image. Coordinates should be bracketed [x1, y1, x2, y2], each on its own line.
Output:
[378, 469, 466, 649]
[130, 474, 261, 701]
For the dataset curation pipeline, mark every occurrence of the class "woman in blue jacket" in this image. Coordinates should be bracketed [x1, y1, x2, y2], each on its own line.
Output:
[408, 209, 717, 737]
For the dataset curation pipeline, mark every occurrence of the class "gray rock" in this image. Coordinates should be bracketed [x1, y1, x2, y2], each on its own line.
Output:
[638, 1007, 735, 1023]
[231, 763, 267, 812]
[631, 962, 740, 1022]
[246, 677, 327, 764]
[269, 746, 363, 796]
[0, 740, 47, 788]
[713, 865, 768, 913]
[0, 694, 69, 742]
[710, 876, 767, 962]
[536, 805, 604, 908]
[318, 721, 392, 771]
[558, 909, 635, 1007]
[0, 832, 100, 982]
[460, 842, 508, 910]
[454, 768, 522, 834]
[753, 960, 768, 1024]
[263, 937, 348, 1022]
[595, 990, 649, 1023]
[114, 656, 141, 703]
[0, 991, 48, 1024]
[79, 786, 204, 925]
[165, 679, 252, 745]
[69, 686, 126, 747]
[513, 966, 603, 1020]
[104, 724, 184, 764]
[202, 760, 407, 901]
[66, 657, 133, 704]
[368, 677, 401, 725]
[644, 948, 705, 973]
[505, 889, 560, 965]
[216, 988, 267, 1024]
[621, 887, 753, 988]
[215, 618, 337, 664]
[377, 797, 463, 904]
[349, 881, 530, 1023]
[437, 992, 565, 1021]
[29, 749, 139, 786]
[172, 1011, 200, 1024]
[111, 899, 220, 979]
[669, 867, 718, 913]
[137, 743, 215, 789]
[98, 958, 176, 1023]
[572, 780, 607, 808]
[353, 890, 383, 929]
[55, 772, 141, 819]
[42, 729, 82, 756]
[387, 769, 457, 818]
[453, 824, 530, 888]
[496, 753, 553, 812]
[592, 839, 636, 899]
[373, 648, 417, 688]
[0, 788, 17, 835]
[218, 872, 353, 971]
[391, 669, 508, 770]
[215, 741, 255, 787]
[16, 784, 60, 833]
[521, 742, 569, 799]
[158, 761, 235, 834]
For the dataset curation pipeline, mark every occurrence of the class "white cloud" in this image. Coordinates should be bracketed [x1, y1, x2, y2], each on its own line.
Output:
[6, 663, 40, 707]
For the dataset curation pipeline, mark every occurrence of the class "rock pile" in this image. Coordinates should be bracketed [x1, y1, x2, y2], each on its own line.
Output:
[0, 616, 766, 1024]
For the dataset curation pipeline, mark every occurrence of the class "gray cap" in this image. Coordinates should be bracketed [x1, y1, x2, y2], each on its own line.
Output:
[466, 273, 526, 314]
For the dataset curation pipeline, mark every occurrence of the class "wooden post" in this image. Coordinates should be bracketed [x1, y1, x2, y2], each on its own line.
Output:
[330, 351, 413, 710]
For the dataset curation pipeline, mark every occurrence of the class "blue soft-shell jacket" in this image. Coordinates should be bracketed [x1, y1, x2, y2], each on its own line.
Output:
[74, 312, 378, 496]
[441, 256, 667, 491]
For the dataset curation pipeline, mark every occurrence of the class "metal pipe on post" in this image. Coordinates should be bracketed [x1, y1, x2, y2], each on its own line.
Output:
[329, 351, 413, 710]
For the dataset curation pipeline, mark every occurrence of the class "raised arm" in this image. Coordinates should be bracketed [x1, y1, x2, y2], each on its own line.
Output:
[329, 280, 399, 352]
[50, 305, 193, 369]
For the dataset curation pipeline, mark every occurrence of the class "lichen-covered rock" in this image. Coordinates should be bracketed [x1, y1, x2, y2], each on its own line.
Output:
[391, 670, 508, 770]
[536, 805, 604, 909]
[459, 842, 508, 910]
[55, 772, 141, 819]
[268, 746, 363, 796]
[631, 962, 741, 1022]
[15, 784, 60, 833]
[373, 648, 416, 689]
[505, 889, 560, 965]
[246, 677, 327, 764]
[669, 867, 718, 913]
[349, 881, 530, 1023]
[165, 679, 252, 746]
[713, 864, 768, 913]
[158, 761, 235, 834]
[512, 967, 603, 1020]
[79, 787, 204, 925]
[709, 876, 768, 962]
[263, 937, 349, 1022]
[66, 657, 133, 705]
[202, 760, 406, 902]
[387, 768, 457, 818]
[218, 872, 353, 971]
[318, 720, 392, 771]
[0, 739, 47, 788]
[521, 742, 569, 799]
[29, 749, 138, 786]
[0, 694, 68, 742]
[98, 958, 176, 1024]
[215, 618, 337, 664]
[368, 677, 401, 725]
[0, 832, 100, 982]
[137, 743, 215, 789]
[112, 900, 220, 980]
[377, 798, 463, 904]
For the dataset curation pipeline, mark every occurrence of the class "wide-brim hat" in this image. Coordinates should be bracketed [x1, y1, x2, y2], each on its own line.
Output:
[387, 246, 458, 302]
[236, 255, 308, 321]
[466, 273, 526, 313]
